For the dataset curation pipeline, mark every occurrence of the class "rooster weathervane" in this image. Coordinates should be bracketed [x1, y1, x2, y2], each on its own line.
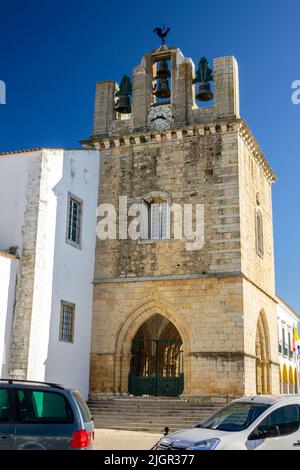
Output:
[153, 24, 170, 45]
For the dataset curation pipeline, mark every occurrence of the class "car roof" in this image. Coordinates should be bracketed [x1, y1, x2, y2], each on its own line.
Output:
[0, 379, 66, 391]
[234, 394, 300, 405]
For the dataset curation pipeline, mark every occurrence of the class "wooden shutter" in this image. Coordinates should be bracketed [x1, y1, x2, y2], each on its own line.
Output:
[140, 201, 149, 240]
[151, 203, 160, 239]
[160, 202, 170, 239]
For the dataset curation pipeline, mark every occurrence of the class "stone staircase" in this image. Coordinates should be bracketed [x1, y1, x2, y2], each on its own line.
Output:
[88, 397, 225, 434]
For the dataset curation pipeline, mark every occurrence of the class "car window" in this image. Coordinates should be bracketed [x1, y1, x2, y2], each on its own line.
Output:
[15, 389, 73, 424]
[0, 389, 11, 423]
[201, 402, 270, 432]
[71, 391, 92, 423]
[256, 405, 300, 437]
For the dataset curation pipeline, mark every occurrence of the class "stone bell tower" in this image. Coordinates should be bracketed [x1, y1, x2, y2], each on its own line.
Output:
[83, 37, 279, 400]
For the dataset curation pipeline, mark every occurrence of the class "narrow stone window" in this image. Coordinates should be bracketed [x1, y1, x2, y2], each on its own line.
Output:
[66, 193, 82, 248]
[255, 208, 264, 257]
[60, 301, 75, 343]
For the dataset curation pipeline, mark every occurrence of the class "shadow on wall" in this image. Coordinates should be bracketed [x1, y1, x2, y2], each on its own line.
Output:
[1, 259, 18, 378]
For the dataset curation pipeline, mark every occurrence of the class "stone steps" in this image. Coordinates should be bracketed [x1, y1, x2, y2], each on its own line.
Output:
[88, 398, 223, 433]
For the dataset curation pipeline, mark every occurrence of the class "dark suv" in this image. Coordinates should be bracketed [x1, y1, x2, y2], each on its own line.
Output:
[0, 379, 94, 450]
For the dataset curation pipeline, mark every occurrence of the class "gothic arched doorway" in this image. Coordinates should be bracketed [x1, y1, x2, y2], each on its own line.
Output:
[255, 311, 271, 394]
[128, 314, 184, 396]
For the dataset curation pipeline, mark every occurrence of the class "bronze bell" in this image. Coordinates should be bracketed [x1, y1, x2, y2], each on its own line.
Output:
[115, 74, 132, 114]
[156, 60, 171, 79]
[115, 95, 131, 114]
[193, 57, 214, 103]
[154, 78, 171, 99]
[196, 82, 214, 102]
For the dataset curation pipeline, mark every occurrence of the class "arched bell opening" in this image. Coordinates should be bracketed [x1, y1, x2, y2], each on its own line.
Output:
[128, 314, 184, 396]
[255, 311, 271, 395]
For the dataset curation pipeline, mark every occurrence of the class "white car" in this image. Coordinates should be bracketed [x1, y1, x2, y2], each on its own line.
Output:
[154, 395, 300, 450]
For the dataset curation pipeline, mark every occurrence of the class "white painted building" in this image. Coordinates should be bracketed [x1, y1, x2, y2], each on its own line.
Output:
[0, 148, 99, 398]
[0, 252, 18, 378]
[276, 295, 300, 394]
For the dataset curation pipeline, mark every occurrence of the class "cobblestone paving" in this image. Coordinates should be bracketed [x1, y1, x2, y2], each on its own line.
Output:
[94, 428, 162, 450]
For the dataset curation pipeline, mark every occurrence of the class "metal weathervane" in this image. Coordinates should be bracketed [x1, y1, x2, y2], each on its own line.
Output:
[153, 24, 170, 45]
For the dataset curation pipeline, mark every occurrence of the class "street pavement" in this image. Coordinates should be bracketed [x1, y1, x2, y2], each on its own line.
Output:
[94, 428, 162, 450]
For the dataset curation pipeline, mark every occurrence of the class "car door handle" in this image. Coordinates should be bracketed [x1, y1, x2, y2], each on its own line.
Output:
[0, 434, 13, 439]
[293, 441, 300, 447]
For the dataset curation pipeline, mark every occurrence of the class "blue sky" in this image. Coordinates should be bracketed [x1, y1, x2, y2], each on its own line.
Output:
[1, 0, 300, 311]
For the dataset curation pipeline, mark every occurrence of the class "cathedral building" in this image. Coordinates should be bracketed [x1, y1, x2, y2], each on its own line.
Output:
[2, 40, 299, 405]
[83, 42, 280, 400]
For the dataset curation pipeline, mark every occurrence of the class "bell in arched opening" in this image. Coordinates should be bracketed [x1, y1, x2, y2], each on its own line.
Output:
[193, 57, 214, 102]
[154, 78, 171, 99]
[156, 60, 171, 80]
[115, 74, 132, 114]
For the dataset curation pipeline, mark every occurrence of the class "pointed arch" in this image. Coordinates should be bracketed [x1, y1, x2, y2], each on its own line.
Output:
[255, 310, 271, 394]
[113, 297, 191, 395]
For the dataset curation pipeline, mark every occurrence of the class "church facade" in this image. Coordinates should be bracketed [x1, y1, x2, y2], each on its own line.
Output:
[3, 42, 299, 402]
[83, 44, 280, 400]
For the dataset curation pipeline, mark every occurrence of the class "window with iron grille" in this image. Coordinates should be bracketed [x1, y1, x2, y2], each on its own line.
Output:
[67, 194, 82, 247]
[60, 302, 75, 343]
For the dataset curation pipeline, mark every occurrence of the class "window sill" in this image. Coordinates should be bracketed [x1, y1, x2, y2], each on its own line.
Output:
[65, 239, 82, 250]
[59, 339, 74, 344]
[138, 238, 170, 245]
[256, 249, 264, 259]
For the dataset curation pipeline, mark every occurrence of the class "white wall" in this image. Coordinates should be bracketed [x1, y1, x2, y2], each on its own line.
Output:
[27, 149, 99, 398]
[0, 254, 18, 377]
[277, 296, 300, 392]
[0, 151, 40, 253]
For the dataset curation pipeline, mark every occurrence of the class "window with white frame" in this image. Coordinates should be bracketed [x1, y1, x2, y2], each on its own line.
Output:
[255, 208, 264, 257]
[67, 194, 82, 247]
[60, 301, 75, 343]
[139, 192, 171, 241]
[150, 201, 169, 240]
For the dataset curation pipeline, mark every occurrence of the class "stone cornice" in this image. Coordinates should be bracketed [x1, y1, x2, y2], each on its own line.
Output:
[81, 118, 276, 184]
[93, 271, 277, 304]
[237, 120, 277, 184]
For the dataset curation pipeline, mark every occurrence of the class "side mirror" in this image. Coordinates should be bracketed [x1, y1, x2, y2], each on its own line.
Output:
[249, 424, 280, 441]
[264, 425, 280, 438]
[257, 425, 280, 439]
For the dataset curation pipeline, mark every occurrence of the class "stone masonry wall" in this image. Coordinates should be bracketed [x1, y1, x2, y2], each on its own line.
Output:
[238, 135, 275, 297]
[94, 128, 241, 280]
[90, 276, 245, 398]
[243, 278, 280, 395]
[8, 154, 43, 379]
